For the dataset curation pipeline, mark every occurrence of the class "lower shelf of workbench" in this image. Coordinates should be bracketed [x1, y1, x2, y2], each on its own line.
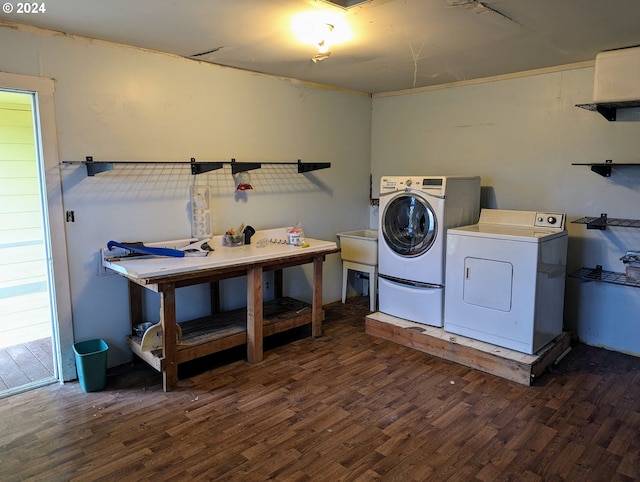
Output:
[127, 297, 316, 372]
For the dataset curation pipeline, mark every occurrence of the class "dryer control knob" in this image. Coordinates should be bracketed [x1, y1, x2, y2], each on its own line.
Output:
[547, 216, 557, 224]
[406, 179, 413, 187]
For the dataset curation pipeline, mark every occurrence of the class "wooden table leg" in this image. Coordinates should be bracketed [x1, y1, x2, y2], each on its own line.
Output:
[247, 266, 263, 363]
[128, 280, 144, 330]
[312, 256, 323, 337]
[210, 280, 220, 314]
[274, 269, 283, 299]
[128, 281, 145, 366]
[160, 282, 178, 391]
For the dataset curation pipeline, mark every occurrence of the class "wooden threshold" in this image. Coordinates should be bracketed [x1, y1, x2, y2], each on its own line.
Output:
[365, 312, 571, 386]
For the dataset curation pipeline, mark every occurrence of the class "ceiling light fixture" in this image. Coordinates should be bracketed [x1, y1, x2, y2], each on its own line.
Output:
[312, 23, 333, 62]
[291, 12, 352, 62]
[312, 51, 332, 63]
[305, 0, 375, 10]
[317, 23, 334, 53]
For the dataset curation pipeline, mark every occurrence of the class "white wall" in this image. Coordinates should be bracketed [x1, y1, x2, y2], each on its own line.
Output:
[372, 67, 640, 356]
[0, 25, 372, 366]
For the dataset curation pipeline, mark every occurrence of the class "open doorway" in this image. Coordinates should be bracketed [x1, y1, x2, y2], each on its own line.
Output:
[0, 90, 57, 395]
[0, 72, 75, 397]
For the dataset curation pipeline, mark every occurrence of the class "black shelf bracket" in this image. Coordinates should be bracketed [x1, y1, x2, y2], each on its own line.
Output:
[569, 265, 604, 282]
[576, 103, 616, 121]
[576, 100, 640, 121]
[571, 159, 613, 177]
[591, 160, 613, 177]
[596, 104, 617, 121]
[231, 158, 262, 174]
[85, 156, 114, 176]
[588, 213, 608, 230]
[190, 158, 224, 175]
[297, 160, 331, 173]
[572, 214, 640, 229]
[570, 159, 640, 177]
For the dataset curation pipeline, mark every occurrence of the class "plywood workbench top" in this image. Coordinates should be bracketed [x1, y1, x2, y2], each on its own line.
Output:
[102, 227, 339, 280]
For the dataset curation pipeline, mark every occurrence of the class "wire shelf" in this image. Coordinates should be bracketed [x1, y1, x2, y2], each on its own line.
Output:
[569, 266, 640, 288]
[572, 216, 640, 230]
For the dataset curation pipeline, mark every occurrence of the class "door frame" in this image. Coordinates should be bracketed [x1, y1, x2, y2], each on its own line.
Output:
[0, 71, 75, 382]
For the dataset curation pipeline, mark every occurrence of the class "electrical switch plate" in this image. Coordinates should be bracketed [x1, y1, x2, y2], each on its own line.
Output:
[191, 186, 211, 238]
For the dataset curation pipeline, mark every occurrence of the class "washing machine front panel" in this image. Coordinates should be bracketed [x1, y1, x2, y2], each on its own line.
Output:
[381, 192, 438, 258]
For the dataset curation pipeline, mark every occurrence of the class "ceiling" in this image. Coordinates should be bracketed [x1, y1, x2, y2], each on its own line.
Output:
[3, 0, 640, 94]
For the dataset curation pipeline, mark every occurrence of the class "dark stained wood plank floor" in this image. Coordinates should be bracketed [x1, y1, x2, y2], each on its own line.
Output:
[0, 297, 638, 481]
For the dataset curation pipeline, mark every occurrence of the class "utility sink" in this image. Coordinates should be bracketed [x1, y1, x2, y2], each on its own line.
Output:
[336, 229, 378, 266]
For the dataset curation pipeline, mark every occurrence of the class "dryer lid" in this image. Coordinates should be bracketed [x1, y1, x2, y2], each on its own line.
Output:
[447, 209, 567, 242]
[448, 223, 568, 241]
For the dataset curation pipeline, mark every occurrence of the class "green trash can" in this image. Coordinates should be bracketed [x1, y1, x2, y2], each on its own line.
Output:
[72, 339, 109, 392]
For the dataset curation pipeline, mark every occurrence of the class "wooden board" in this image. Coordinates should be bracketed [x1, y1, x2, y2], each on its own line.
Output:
[365, 312, 571, 386]
[140, 323, 183, 351]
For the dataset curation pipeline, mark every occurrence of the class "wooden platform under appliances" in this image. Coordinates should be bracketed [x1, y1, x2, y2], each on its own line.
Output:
[366, 311, 571, 385]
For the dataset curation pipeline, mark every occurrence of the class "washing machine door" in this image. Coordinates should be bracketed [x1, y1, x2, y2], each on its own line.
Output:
[381, 192, 437, 257]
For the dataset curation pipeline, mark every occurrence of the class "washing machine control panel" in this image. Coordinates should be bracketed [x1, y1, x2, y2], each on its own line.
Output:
[534, 212, 565, 229]
[380, 177, 445, 193]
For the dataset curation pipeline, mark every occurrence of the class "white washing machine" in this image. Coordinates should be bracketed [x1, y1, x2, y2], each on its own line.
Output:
[378, 175, 481, 326]
[444, 209, 568, 354]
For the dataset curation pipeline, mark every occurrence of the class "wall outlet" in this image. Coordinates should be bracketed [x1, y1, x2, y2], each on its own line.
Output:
[263, 272, 274, 300]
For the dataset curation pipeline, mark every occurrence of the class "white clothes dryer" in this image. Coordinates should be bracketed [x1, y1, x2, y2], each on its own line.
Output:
[444, 209, 568, 354]
[378, 175, 481, 326]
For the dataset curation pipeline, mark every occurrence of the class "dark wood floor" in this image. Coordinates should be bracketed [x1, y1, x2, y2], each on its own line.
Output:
[0, 337, 54, 391]
[1, 297, 638, 481]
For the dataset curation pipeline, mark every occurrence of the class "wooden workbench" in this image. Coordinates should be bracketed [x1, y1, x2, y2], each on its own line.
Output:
[103, 229, 339, 391]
